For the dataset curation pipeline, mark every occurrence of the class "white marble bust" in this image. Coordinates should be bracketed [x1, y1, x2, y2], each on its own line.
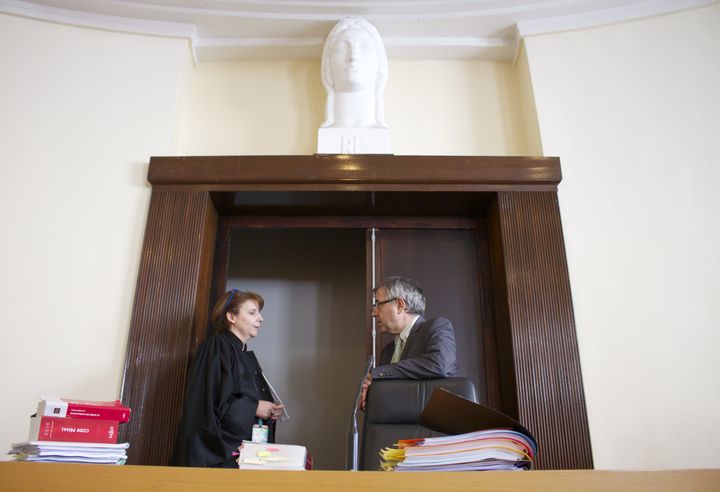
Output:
[317, 18, 391, 153]
[320, 17, 388, 128]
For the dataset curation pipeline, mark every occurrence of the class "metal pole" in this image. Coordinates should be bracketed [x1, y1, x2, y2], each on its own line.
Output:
[347, 355, 374, 470]
[371, 227, 377, 367]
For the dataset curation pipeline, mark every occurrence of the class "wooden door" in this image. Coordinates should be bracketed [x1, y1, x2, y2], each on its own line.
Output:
[373, 227, 496, 405]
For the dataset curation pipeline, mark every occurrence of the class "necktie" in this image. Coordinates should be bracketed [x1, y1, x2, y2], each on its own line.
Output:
[391, 336, 405, 364]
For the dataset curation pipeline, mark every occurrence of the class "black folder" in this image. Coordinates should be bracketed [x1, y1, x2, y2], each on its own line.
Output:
[419, 388, 537, 451]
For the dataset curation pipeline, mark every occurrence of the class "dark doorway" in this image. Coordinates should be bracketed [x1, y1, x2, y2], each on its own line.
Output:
[375, 228, 488, 402]
[226, 228, 367, 470]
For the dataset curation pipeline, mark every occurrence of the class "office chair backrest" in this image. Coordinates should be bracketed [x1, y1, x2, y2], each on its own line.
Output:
[360, 377, 478, 470]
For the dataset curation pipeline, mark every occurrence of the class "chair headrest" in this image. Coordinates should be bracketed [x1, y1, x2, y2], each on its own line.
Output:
[365, 377, 478, 424]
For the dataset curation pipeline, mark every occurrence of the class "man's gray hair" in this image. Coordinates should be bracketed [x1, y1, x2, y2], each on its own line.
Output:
[375, 277, 426, 315]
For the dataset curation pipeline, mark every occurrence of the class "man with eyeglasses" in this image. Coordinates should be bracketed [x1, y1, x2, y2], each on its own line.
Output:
[360, 276, 458, 410]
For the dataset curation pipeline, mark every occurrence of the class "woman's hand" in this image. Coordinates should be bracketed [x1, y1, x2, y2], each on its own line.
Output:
[256, 400, 285, 420]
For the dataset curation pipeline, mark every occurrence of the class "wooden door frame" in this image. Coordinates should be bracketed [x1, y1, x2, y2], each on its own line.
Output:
[119, 155, 593, 470]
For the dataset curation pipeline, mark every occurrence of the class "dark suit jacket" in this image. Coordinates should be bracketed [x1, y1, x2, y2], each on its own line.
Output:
[370, 316, 458, 379]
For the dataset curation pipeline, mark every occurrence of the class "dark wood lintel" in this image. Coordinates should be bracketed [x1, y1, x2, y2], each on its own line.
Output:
[148, 155, 560, 190]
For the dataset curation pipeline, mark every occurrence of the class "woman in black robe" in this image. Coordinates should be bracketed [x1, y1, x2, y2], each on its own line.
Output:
[174, 289, 284, 468]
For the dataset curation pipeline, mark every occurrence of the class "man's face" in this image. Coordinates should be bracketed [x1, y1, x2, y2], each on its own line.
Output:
[372, 287, 402, 334]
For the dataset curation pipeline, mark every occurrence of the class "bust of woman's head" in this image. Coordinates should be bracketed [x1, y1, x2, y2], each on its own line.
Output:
[320, 18, 389, 128]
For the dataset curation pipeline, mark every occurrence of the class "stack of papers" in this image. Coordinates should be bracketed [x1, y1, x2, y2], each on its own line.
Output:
[379, 388, 538, 472]
[237, 441, 307, 471]
[380, 429, 536, 471]
[8, 441, 129, 464]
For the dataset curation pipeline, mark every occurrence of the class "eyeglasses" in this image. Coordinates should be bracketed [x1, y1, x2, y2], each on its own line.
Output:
[372, 297, 398, 308]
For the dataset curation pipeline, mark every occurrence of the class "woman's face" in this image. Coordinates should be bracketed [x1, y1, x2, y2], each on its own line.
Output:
[228, 299, 264, 343]
[330, 27, 379, 92]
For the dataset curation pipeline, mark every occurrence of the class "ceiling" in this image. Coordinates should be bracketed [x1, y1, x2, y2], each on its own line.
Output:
[1, 0, 712, 62]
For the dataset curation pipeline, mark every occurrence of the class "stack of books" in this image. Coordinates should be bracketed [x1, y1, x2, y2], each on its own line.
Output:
[380, 388, 538, 472]
[8, 396, 131, 464]
[380, 428, 536, 471]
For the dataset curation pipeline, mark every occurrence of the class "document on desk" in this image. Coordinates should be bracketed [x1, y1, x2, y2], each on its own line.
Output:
[238, 441, 306, 470]
[262, 372, 290, 421]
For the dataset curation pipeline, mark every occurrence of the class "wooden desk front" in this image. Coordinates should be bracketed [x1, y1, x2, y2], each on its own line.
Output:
[1, 462, 718, 492]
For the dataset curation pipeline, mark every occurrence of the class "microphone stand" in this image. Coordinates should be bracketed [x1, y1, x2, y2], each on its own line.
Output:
[347, 355, 374, 471]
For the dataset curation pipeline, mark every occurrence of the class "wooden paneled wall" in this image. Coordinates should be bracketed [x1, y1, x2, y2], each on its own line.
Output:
[119, 189, 217, 465]
[490, 192, 593, 469]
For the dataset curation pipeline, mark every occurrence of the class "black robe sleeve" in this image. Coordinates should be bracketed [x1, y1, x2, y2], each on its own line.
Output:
[174, 333, 263, 468]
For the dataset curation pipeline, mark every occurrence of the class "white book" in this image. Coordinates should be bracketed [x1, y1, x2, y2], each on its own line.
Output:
[237, 441, 306, 471]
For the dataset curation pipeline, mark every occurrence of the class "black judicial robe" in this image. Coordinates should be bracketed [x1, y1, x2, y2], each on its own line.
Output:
[174, 330, 275, 468]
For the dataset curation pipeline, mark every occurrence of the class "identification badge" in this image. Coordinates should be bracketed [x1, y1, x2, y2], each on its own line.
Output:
[251, 422, 268, 443]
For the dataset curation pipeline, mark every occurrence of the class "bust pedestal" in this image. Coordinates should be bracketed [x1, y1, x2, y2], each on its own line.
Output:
[317, 127, 392, 154]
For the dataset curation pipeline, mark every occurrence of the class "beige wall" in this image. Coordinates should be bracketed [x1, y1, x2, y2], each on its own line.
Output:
[3, 5, 718, 470]
[386, 61, 529, 155]
[179, 60, 324, 155]
[525, 4, 720, 469]
[179, 59, 528, 156]
[0, 14, 190, 454]
[515, 45, 543, 156]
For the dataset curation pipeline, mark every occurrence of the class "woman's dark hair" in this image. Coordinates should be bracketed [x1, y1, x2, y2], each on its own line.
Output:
[211, 289, 264, 333]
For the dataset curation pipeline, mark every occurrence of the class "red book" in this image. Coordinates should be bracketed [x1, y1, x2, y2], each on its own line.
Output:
[37, 396, 130, 423]
[28, 415, 119, 444]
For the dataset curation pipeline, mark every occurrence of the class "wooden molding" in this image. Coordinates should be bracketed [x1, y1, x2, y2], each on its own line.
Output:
[491, 192, 593, 469]
[119, 189, 217, 465]
[148, 155, 560, 190]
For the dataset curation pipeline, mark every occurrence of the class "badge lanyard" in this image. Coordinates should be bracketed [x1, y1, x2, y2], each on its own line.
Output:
[252, 419, 269, 443]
